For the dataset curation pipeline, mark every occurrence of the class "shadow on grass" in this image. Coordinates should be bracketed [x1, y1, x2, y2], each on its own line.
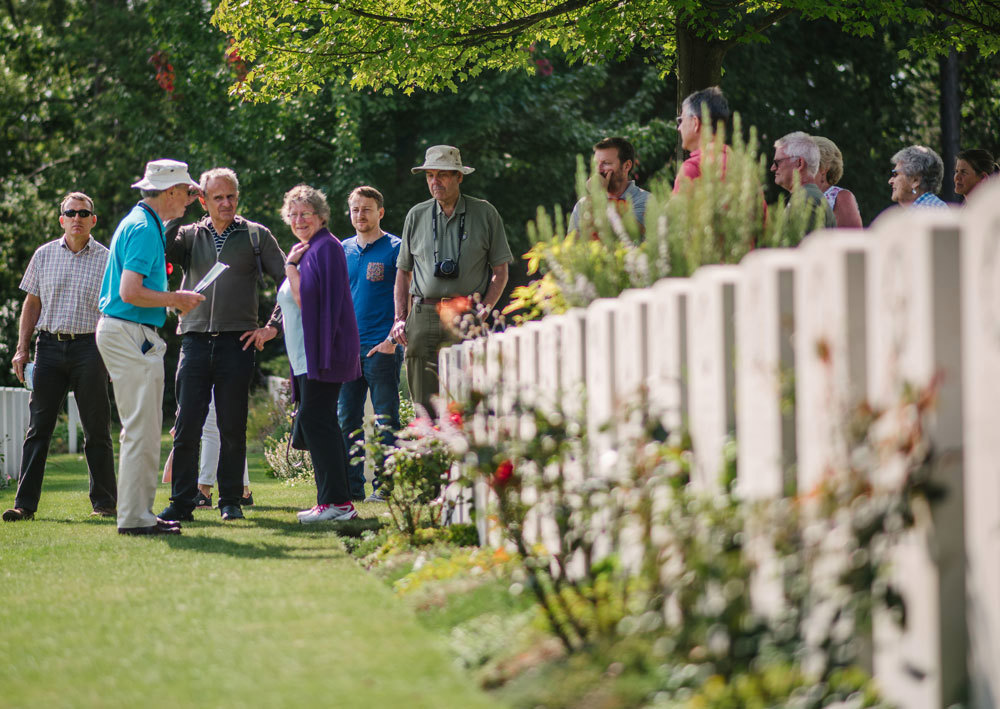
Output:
[163, 534, 342, 560]
[245, 515, 383, 538]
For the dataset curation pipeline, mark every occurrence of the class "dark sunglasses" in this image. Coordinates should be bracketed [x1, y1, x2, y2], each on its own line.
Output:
[63, 209, 94, 218]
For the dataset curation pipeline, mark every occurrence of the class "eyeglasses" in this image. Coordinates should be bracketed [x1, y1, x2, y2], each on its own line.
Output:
[63, 209, 94, 218]
[287, 211, 317, 220]
[675, 115, 683, 126]
[771, 156, 796, 169]
[889, 169, 900, 178]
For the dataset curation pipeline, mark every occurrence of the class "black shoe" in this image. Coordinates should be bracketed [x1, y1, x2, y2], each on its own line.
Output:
[220, 505, 244, 521]
[119, 521, 182, 536]
[240, 491, 254, 507]
[158, 505, 194, 522]
[91, 506, 117, 517]
[156, 517, 182, 529]
[194, 492, 213, 510]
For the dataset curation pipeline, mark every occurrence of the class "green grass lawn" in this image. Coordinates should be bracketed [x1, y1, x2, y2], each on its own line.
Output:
[0, 436, 498, 709]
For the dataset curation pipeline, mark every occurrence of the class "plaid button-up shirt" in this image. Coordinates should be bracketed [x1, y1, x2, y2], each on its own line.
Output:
[20, 236, 109, 334]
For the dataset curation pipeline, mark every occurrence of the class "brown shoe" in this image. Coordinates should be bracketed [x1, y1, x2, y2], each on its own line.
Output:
[2, 507, 34, 521]
[91, 506, 117, 517]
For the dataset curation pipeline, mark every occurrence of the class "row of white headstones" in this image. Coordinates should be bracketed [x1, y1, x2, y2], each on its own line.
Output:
[439, 179, 1000, 709]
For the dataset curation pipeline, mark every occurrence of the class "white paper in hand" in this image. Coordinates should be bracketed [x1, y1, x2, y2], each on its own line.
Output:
[193, 262, 229, 293]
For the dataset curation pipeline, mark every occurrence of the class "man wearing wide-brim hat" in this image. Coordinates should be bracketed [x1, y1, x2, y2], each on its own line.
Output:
[389, 145, 513, 416]
[96, 159, 205, 536]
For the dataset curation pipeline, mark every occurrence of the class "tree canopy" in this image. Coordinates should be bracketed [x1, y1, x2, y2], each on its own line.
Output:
[214, 0, 1000, 102]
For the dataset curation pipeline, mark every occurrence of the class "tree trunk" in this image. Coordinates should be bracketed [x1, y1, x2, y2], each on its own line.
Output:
[938, 47, 960, 203]
[675, 22, 728, 161]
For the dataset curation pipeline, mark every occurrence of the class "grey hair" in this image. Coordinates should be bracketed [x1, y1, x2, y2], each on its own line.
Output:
[281, 184, 331, 225]
[891, 145, 944, 194]
[60, 191, 94, 213]
[775, 131, 820, 177]
[200, 167, 240, 194]
[139, 188, 163, 199]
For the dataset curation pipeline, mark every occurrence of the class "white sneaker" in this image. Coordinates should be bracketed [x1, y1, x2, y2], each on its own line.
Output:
[299, 503, 358, 524]
[297, 505, 320, 519]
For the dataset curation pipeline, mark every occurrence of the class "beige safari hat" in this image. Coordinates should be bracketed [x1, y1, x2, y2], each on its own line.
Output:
[411, 145, 475, 175]
[131, 159, 200, 191]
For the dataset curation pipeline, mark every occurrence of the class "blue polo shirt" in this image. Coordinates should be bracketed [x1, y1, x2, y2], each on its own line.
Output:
[99, 203, 168, 327]
[342, 232, 400, 348]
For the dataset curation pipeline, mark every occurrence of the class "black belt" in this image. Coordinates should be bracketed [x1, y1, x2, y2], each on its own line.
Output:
[40, 331, 94, 341]
[186, 330, 241, 338]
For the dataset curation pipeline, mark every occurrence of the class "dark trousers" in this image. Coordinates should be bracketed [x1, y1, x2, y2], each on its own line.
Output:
[338, 347, 403, 498]
[293, 375, 350, 506]
[15, 334, 116, 513]
[170, 332, 254, 511]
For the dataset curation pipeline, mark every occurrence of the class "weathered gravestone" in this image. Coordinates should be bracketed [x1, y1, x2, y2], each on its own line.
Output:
[959, 181, 1000, 709]
[686, 265, 740, 492]
[795, 231, 871, 495]
[867, 207, 966, 709]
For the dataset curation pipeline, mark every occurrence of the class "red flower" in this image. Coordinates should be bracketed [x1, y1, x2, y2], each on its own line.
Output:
[449, 411, 463, 428]
[493, 460, 514, 487]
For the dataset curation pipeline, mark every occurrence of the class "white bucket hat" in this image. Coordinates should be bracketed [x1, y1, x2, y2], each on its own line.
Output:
[411, 145, 475, 175]
[131, 159, 200, 191]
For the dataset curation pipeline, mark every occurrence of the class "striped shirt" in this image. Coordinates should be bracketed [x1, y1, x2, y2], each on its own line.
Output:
[20, 236, 109, 334]
[207, 220, 239, 253]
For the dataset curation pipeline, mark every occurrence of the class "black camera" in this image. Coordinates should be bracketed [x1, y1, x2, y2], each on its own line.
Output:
[434, 258, 459, 279]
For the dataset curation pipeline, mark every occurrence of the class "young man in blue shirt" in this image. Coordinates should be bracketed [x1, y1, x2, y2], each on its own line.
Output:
[338, 186, 402, 502]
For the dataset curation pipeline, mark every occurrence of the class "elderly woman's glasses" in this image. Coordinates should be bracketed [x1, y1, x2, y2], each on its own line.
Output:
[889, 169, 900, 178]
[288, 211, 317, 220]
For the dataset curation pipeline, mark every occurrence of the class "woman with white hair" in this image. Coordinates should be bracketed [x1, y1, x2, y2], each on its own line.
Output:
[812, 136, 863, 228]
[889, 145, 947, 207]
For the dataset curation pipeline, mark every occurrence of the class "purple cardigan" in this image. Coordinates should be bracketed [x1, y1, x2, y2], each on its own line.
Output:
[299, 228, 362, 383]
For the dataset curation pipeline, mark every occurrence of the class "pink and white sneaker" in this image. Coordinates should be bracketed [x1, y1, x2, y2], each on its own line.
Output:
[298, 502, 357, 524]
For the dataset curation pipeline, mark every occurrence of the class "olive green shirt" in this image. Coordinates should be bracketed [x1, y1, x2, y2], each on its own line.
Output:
[398, 195, 513, 299]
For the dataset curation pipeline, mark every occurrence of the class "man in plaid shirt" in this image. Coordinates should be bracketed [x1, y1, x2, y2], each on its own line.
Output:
[3, 192, 117, 522]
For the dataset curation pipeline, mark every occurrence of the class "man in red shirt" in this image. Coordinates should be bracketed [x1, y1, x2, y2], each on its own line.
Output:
[673, 86, 731, 193]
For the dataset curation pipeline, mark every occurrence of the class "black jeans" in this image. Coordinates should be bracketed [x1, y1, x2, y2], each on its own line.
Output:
[15, 333, 116, 513]
[169, 332, 254, 511]
[293, 375, 350, 506]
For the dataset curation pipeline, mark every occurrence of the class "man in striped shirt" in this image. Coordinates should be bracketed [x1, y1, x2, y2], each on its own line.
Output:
[3, 192, 117, 522]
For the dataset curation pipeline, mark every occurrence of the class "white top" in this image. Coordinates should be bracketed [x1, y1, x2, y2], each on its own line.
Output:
[277, 278, 308, 376]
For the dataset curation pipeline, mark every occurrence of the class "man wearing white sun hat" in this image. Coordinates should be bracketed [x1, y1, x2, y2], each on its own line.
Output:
[96, 159, 205, 536]
[390, 145, 513, 415]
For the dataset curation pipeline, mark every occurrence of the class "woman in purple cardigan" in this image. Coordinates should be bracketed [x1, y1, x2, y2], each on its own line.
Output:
[277, 185, 362, 523]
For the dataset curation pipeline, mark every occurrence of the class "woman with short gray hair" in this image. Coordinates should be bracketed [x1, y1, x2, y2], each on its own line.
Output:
[889, 145, 947, 207]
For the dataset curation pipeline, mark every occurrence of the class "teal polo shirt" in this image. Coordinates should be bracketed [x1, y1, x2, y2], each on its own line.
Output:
[99, 203, 168, 327]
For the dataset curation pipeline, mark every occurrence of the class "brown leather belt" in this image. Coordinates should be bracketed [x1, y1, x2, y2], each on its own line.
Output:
[412, 296, 460, 306]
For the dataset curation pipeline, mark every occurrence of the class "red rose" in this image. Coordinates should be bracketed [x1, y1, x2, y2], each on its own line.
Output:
[493, 460, 514, 487]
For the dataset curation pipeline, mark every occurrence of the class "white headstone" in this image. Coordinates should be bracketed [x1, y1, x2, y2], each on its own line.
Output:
[559, 309, 588, 421]
[867, 207, 966, 709]
[537, 315, 563, 411]
[649, 278, 691, 432]
[961, 181, 1000, 709]
[794, 231, 872, 495]
[517, 322, 542, 407]
[736, 248, 799, 500]
[687, 265, 740, 491]
[586, 298, 619, 471]
[616, 289, 655, 408]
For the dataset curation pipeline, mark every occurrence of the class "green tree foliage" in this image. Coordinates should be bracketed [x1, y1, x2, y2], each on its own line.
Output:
[214, 0, 999, 104]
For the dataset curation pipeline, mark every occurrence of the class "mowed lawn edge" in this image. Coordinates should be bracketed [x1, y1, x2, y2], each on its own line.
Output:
[0, 437, 498, 709]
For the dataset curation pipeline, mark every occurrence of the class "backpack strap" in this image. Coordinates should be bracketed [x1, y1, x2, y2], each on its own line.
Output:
[246, 221, 265, 286]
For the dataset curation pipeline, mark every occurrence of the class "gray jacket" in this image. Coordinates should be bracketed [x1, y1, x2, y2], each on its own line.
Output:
[166, 215, 286, 334]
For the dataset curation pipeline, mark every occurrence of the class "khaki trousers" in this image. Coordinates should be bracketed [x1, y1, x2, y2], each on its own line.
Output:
[96, 317, 166, 529]
[404, 302, 461, 416]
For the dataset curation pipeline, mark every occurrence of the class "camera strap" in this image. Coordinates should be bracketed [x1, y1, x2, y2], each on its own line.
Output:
[432, 205, 465, 265]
